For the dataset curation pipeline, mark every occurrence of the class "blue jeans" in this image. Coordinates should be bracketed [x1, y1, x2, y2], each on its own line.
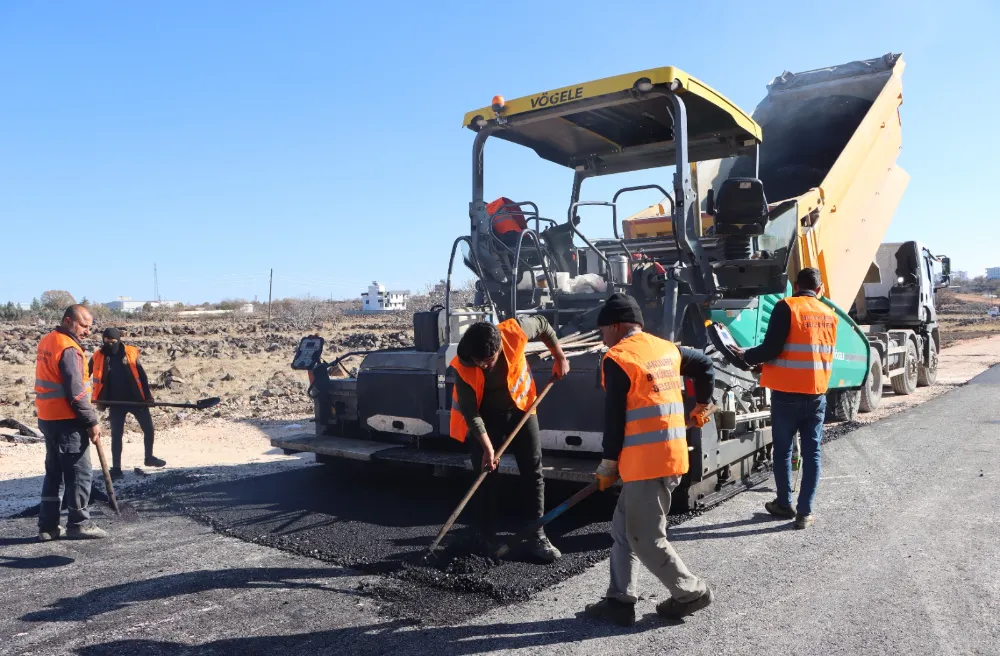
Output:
[770, 391, 826, 516]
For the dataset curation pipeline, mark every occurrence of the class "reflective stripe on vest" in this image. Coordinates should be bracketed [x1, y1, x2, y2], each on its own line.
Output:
[449, 319, 537, 442]
[602, 332, 689, 482]
[35, 330, 91, 421]
[760, 296, 838, 395]
[91, 345, 145, 403]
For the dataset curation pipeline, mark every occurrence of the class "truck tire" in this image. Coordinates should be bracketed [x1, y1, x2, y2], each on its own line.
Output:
[859, 359, 883, 413]
[917, 340, 939, 387]
[826, 389, 861, 423]
[891, 340, 919, 396]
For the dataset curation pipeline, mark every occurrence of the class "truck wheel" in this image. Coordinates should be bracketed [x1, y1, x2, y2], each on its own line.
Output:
[891, 341, 919, 396]
[917, 341, 939, 387]
[859, 360, 883, 413]
[826, 389, 861, 423]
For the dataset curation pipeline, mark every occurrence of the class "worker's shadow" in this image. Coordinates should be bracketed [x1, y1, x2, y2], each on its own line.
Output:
[0, 536, 75, 570]
[76, 614, 661, 656]
[20, 566, 356, 623]
[670, 513, 792, 542]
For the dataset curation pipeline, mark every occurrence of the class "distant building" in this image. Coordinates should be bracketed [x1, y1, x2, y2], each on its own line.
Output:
[987, 267, 1000, 281]
[361, 281, 409, 312]
[951, 271, 969, 282]
[104, 296, 182, 314]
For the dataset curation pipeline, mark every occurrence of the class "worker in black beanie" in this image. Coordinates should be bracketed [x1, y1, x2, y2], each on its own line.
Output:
[88, 327, 164, 479]
[585, 292, 717, 626]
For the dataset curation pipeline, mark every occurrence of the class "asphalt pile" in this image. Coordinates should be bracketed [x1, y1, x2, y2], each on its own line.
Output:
[145, 461, 619, 625]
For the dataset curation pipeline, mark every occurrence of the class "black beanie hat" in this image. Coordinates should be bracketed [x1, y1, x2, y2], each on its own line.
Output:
[597, 293, 644, 327]
[102, 327, 122, 340]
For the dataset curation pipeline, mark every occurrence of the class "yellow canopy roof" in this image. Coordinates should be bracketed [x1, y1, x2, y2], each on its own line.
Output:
[463, 66, 761, 172]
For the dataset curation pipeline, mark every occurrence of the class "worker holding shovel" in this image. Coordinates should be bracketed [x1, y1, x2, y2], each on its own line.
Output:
[34, 305, 108, 541]
[89, 327, 166, 480]
[448, 318, 570, 563]
[584, 293, 716, 627]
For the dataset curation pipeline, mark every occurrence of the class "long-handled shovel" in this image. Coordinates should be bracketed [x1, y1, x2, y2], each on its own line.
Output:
[101, 397, 221, 410]
[427, 379, 556, 557]
[93, 436, 140, 522]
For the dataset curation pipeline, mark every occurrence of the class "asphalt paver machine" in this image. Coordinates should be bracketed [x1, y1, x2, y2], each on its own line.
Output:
[279, 60, 897, 510]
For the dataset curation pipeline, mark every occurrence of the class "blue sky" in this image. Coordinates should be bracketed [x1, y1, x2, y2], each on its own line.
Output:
[1, 0, 994, 304]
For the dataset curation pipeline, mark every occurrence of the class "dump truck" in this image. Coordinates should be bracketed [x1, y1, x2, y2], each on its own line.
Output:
[621, 55, 949, 418]
[276, 53, 908, 511]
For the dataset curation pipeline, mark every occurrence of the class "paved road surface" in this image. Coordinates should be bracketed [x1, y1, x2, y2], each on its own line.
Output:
[1, 365, 998, 655]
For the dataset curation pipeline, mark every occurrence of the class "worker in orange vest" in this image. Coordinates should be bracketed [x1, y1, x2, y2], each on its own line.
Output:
[585, 293, 715, 627]
[34, 305, 107, 541]
[737, 267, 837, 529]
[449, 317, 569, 562]
[89, 327, 164, 480]
[486, 196, 528, 247]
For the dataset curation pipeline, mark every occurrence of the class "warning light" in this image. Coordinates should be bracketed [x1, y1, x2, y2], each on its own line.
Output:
[704, 320, 713, 327]
[491, 95, 506, 113]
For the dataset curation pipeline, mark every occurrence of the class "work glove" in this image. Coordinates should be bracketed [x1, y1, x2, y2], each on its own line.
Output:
[687, 403, 717, 428]
[595, 459, 619, 491]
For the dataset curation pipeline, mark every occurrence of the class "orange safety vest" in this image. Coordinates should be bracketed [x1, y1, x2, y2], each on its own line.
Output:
[34, 330, 92, 421]
[91, 345, 145, 403]
[760, 295, 838, 395]
[602, 332, 689, 482]
[449, 319, 537, 442]
[487, 196, 528, 236]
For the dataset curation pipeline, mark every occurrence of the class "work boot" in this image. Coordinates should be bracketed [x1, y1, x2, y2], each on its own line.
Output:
[526, 532, 561, 563]
[584, 598, 636, 627]
[144, 455, 166, 468]
[656, 587, 714, 621]
[38, 526, 65, 542]
[794, 513, 815, 530]
[66, 523, 108, 540]
[765, 500, 796, 519]
[109, 467, 124, 481]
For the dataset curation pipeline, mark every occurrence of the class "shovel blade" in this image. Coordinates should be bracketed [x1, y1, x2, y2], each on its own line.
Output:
[196, 397, 222, 410]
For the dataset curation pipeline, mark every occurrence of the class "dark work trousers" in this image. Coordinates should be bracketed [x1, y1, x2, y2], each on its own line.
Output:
[108, 406, 155, 470]
[465, 408, 545, 539]
[38, 419, 93, 531]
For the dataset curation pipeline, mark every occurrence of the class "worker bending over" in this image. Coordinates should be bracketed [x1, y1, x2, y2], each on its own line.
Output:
[737, 267, 837, 529]
[585, 293, 715, 627]
[449, 317, 569, 563]
[89, 327, 165, 480]
[35, 305, 107, 541]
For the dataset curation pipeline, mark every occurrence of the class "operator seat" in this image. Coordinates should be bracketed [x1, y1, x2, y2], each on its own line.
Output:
[487, 196, 551, 284]
[712, 178, 769, 260]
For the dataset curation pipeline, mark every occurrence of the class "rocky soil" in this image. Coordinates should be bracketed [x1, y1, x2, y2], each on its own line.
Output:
[0, 314, 413, 429]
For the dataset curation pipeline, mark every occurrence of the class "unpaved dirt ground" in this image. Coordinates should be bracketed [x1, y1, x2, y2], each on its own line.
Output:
[0, 313, 412, 428]
[937, 292, 1000, 347]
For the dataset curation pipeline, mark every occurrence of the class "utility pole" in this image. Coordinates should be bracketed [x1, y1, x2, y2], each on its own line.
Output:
[267, 268, 273, 335]
[153, 263, 160, 302]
